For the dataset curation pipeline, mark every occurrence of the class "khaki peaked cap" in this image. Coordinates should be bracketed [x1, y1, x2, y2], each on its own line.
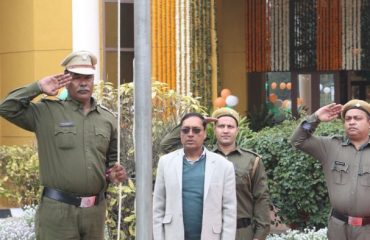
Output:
[212, 107, 240, 125]
[341, 99, 370, 119]
[61, 50, 97, 75]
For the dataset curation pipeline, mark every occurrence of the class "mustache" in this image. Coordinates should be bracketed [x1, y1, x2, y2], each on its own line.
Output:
[77, 87, 89, 91]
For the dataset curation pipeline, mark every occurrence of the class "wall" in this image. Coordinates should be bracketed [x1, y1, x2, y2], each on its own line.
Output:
[216, 0, 247, 115]
[0, 0, 72, 146]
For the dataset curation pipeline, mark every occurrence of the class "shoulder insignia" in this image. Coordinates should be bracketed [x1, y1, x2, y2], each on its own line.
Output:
[239, 147, 261, 158]
[331, 135, 343, 140]
[97, 104, 117, 117]
[40, 98, 62, 103]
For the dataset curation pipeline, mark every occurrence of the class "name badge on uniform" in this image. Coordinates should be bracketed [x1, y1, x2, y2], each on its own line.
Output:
[59, 122, 75, 127]
[334, 161, 345, 166]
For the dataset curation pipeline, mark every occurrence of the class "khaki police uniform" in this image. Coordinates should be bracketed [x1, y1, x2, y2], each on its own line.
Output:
[0, 52, 117, 240]
[291, 113, 370, 240]
[213, 146, 270, 239]
[160, 125, 270, 239]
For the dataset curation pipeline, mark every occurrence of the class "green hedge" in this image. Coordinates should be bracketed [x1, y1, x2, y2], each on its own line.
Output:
[0, 145, 41, 206]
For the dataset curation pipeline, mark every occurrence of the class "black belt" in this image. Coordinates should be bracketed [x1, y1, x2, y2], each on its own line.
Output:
[42, 187, 105, 208]
[331, 209, 370, 226]
[237, 218, 251, 229]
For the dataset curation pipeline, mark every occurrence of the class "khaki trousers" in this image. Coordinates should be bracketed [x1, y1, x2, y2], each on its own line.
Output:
[35, 196, 106, 240]
[235, 224, 254, 240]
[328, 216, 370, 240]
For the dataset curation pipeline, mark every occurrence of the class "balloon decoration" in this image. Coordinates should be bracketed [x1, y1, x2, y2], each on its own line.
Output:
[271, 82, 277, 89]
[286, 82, 292, 90]
[225, 95, 238, 107]
[274, 99, 283, 108]
[279, 82, 286, 90]
[268, 93, 277, 103]
[282, 99, 291, 109]
[214, 97, 226, 108]
[297, 97, 303, 107]
[323, 87, 331, 94]
[220, 88, 231, 99]
[214, 88, 239, 108]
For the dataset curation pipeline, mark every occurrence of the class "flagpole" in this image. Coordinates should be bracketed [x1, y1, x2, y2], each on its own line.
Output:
[134, 0, 152, 239]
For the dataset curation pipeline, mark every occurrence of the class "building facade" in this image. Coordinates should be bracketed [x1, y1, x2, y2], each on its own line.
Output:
[1, 0, 370, 145]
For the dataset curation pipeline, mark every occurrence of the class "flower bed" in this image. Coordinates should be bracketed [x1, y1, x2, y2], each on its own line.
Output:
[267, 228, 328, 240]
[0, 206, 35, 240]
[0, 206, 328, 240]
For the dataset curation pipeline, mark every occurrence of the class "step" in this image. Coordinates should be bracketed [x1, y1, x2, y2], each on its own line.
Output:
[0, 208, 24, 218]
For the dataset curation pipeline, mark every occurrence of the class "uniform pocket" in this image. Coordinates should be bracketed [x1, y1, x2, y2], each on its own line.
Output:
[359, 166, 370, 187]
[162, 214, 172, 224]
[331, 161, 349, 185]
[212, 224, 222, 234]
[95, 126, 110, 153]
[235, 168, 251, 190]
[55, 126, 77, 149]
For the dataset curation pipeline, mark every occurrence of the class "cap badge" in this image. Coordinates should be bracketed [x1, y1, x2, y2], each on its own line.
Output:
[355, 102, 361, 107]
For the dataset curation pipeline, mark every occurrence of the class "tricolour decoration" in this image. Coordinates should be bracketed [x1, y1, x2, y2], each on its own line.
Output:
[214, 88, 239, 108]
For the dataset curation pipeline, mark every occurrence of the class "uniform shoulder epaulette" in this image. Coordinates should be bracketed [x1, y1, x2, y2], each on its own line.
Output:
[40, 98, 62, 103]
[239, 148, 262, 178]
[97, 104, 117, 117]
[330, 135, 344, 140]
[239, 147, 261, 158]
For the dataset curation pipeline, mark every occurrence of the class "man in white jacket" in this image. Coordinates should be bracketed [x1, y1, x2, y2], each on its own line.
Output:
[153, 112, 237, 240]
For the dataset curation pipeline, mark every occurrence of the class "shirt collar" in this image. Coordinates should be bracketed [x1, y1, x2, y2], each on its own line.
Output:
[66, 96, 99, 113]
[341, 136, 370, 150]
[212, 143, 242, 155]
[182, 147, 206, 162]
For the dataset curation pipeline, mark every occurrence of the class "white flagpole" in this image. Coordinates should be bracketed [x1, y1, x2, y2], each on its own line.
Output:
[116, 1, 123, 240]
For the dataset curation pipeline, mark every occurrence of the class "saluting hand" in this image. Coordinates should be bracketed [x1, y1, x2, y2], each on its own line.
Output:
[205, 116, 218, 124]
[315, 103, 343, 122]
[38, 73, 72, 96]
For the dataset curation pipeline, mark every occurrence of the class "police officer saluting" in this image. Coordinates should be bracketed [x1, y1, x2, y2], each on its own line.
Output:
[291, 100, 370, 240]
[0, 51, 126, 240]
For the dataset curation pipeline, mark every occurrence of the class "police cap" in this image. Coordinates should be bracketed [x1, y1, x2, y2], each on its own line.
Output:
[212, 107, 240, 125]
[341, 99, 370, 119]
[61, 50, 97, 75]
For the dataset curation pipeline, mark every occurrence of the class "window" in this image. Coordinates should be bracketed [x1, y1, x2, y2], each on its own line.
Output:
[319, 74, 335, 107]
[104, 0, 134, 84]
[266, 72, 292, 122]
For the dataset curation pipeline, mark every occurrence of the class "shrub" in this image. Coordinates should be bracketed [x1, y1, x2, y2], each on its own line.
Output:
[240, 118, 344, 229]
[0, 145, 40, 206]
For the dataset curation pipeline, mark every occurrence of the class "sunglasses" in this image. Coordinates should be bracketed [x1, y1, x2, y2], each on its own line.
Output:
[180, 127, 202, 134]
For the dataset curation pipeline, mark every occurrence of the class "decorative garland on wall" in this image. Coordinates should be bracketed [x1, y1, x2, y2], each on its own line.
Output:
[190, 0, 213, 107]
[317, 0, 342, 70]
[151, 0, 176, 89]
[246, 0, 270, 72]
[290, 0, 317, 71]
[152, 0, 217, 108]
[176, 0, 192, 96]
[361, 0, 370, 70]
[342, 0, 362, 70]
[269, 0, 290, 71]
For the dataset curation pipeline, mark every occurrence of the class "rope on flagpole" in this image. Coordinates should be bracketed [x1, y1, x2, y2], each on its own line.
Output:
[116, 1, 123, 239]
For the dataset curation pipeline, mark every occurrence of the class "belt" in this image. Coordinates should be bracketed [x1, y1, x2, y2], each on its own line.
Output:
[237, 218, 251, 229]
[42, 187, 105, 208]
[331, 209, 370, 227]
